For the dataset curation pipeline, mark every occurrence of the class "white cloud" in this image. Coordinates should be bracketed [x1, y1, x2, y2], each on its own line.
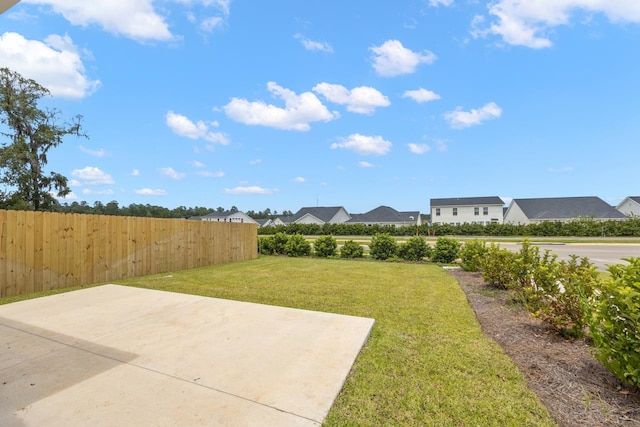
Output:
[408, 143, 431, 154]
[0, 32, 100, 99]
[224, 186, 278, 195]
[176, 0, 231, 33]
[331, 134, 392, 156]
[200, 16, 224, 32]
[53, 190, 78, 200]
[69, 179, 82, 187]
[131, 169, 140, 176]
[294, 34, 333, 53]
[72, 166, 114, 185]
[159, 167, 186, 180]
[313, 83, 390, 115]
[473, 1, 640, 49]
[358, 161, 374, 168]
[22, 0, 174, 42]
[292, 176, 306, 183]
[429, 0, 454, 6]
[370, 40, 437, 77]
[165, 111, 229, 145]
[249, 159, 262, 165]
[224, 82, 338, 131]
[192, 160, 205, 168]
[196, 170, 224, 177]
[82, 188, 115, 195]
[135, 188, 167, 196]
[402, 88, 441, 103]
[79, 145, 106, 157]
[444, 102, 502, 129]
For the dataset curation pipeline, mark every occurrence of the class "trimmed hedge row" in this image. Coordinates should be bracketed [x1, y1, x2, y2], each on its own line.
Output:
[258, 217, 640, 237]
[258, 233, 460, 263]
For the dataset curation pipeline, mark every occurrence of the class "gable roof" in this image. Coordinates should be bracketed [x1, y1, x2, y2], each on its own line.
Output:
[430, 196, 504, 207]
[348, 206, 418, 223]
[290, 206, 348, 223]
[512, 196, 626, 220]
[620, 196, 640, 206]
[199, 210, 237, 219]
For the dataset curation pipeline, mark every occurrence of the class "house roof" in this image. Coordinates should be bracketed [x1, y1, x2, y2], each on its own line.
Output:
[430, 196, 504, 207]
[199, 211, 237, 219]
[512, 197, 626, 220]
[255, 218, 271, 226]
[290, 206, 347, 223]
[348, 206, 419, 223]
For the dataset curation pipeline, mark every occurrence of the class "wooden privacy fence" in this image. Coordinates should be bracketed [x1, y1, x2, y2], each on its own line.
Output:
[0, 210, 258, 297]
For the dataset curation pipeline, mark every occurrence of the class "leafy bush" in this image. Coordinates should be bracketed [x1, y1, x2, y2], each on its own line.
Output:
[259, 232, 289, 255]
[430, 236, 461, 263]
[585, 258, 640, 387]
[397, 236, 431, 261]
[283, 234, 311, 257]
[340, 240, 364, 259]
[525, 254, 597, 338]
[314, 235, 337, 258]
[459, 239, 487, 272]
[369, 233, 398, 260]
[481, 243, 516, 289]
[510, 240, 540, 289]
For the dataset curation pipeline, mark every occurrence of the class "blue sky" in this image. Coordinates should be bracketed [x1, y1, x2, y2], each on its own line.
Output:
[1, 1, 639, 214]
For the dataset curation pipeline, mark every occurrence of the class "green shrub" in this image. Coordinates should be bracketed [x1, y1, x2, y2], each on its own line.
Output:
[459, 239, 487, 272]
[430, 236, 461, 264]
[259, 232, 290, 255]
[585, 258, 640, 387]
[283, 234, 311, 257]
[510, 240, 540, 289]
[397, 236, 431, 261]
[369, 233, 398, 260]
[525, 254, 597, 338]
[481, 243, 516, 289]
[340, 240, 364, 259]
[314, 235, 337, 258]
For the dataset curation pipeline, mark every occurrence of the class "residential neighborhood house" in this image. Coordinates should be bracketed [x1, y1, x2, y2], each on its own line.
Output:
[503, 196, 626, 225]
[616, 196, 640, 217]
[348, 206, 421, 227]
[189, 210, 258, 225]
[272, 206, 351, 226]
[430, 197, 505, 226]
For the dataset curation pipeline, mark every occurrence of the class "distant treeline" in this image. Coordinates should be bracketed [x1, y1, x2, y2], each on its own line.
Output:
[52, 201, 293, 220]
[258, 217, 640, 237]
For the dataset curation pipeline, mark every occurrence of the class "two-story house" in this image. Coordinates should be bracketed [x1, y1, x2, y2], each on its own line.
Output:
[430, 197, 505, 226]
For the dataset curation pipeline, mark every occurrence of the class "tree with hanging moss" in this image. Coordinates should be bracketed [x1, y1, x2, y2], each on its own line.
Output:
[0, 67, 86, 210]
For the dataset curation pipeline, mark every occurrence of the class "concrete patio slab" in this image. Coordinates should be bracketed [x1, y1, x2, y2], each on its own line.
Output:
[0, 285, 375, 426]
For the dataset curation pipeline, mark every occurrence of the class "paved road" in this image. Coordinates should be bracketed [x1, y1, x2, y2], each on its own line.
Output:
[498, 242, 640, 271]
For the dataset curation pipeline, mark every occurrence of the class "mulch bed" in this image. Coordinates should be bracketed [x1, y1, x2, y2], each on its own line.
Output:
[448, 269, 640, 427]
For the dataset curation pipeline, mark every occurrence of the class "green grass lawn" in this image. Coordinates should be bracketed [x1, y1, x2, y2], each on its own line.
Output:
[1, 256, 556, 426]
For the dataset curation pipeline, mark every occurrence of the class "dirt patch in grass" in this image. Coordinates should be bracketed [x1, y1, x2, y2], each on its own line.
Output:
[448, 269, 640, 427]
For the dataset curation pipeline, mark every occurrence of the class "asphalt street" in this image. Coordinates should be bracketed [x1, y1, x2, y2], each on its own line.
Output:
[498, 243, 640, 271]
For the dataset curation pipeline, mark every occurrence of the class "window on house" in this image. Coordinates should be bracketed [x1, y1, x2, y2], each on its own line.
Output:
[453, 208, 458, 216]
[483, 207, 489, 215]
[435, 208, 440, 216]
[474, 207, 479, 216]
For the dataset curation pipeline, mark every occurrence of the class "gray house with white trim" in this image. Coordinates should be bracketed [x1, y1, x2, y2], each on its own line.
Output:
[273, 206, 351, 226]
[190, 210, 258, 224]
[504, 196, 626, 225]
[616, 196, 640, 217]
[348, 206, 421, 227]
